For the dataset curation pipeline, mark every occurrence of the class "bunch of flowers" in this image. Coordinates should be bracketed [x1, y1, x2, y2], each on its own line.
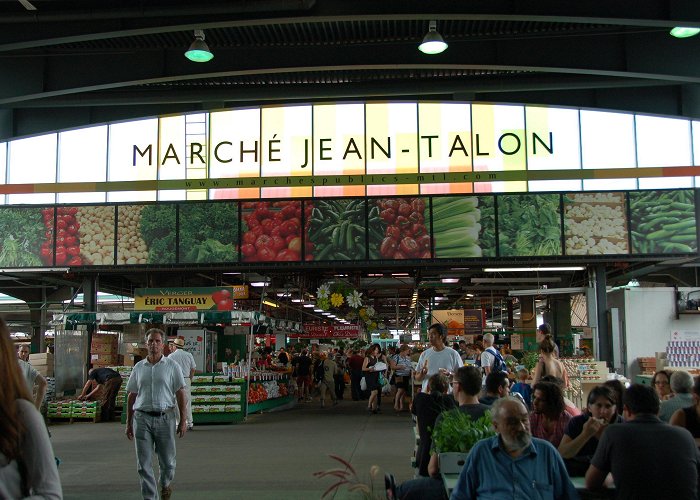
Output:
[315, 281, 377, 328]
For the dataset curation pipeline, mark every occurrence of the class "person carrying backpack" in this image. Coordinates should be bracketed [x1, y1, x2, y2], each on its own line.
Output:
[480, 333, 508, 386]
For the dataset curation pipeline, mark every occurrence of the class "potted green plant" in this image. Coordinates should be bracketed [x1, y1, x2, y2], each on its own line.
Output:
[431, 410, 495, 474]
[521, 350, 540, 373]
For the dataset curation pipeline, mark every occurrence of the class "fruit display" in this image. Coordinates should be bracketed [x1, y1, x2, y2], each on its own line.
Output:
[306, 199, 366, 261]
[564, 192, 629, 255]
[240, 201, 304, 262]
[430, 196, 496, 258]
[0, 207, 51, 267]
[498, 194, 562, 256]
[369, 197, 431, 259]
[179, 202, 238, 263]
[248, 382, 269, 404]
[629, 189, 697, 254]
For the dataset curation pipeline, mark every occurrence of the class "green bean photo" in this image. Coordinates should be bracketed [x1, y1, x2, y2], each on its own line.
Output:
[629, 189, 697, 254]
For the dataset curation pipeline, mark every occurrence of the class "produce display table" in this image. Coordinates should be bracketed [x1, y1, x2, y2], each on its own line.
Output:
[246, 375, 292, 414]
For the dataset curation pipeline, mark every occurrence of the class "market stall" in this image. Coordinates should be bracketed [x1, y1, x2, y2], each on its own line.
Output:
[54, 308, 303, 423]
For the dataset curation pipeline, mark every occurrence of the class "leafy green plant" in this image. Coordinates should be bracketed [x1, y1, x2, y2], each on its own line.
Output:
[431, 410, 495, 454]
[521, 351, 540, 373]
[313, 455, 384, 499]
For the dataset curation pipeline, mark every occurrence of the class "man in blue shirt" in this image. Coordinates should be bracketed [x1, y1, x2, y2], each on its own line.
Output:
[451, 397, 578, 500]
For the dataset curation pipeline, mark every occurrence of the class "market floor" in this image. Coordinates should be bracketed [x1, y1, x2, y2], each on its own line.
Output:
[50, 398, 416, 500]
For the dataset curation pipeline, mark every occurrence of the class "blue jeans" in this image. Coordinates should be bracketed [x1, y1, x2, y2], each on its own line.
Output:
[397, 477, 448, 500]
[133, 410, 177, 500]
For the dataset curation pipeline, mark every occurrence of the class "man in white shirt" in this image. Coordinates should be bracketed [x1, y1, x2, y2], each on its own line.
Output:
[125, 328, 187, 500]
[414, 323, 463, 392]
[167, 337, 197, 430]
[16, 345, 47, 410]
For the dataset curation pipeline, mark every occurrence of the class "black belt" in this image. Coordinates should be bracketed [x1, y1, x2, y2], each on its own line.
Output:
[137, 409, 169, 417]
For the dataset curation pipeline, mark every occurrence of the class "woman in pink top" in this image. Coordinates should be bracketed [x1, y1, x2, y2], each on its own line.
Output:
[529, 381, 571, 447]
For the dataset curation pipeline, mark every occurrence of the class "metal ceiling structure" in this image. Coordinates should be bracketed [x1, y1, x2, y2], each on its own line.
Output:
[2, 0, 700, 329]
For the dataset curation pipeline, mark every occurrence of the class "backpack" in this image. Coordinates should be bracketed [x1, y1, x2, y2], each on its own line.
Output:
[486, 347, 508, 374]
[314, 360, 325, 382]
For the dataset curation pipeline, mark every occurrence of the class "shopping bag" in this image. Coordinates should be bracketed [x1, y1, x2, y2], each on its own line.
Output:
[360, 377, 367, 391]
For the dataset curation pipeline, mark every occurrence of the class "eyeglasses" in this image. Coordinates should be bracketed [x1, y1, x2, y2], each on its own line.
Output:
[503, 416, 529, 427]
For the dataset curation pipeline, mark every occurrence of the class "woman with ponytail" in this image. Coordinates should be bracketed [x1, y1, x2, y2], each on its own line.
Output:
[532, 334, 569, 388]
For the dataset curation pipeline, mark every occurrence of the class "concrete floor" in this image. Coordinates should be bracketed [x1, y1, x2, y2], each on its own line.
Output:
[50, 398, 415, 500]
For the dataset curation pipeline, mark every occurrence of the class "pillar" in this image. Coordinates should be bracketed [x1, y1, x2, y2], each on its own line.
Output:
[591, 265, 611, 364]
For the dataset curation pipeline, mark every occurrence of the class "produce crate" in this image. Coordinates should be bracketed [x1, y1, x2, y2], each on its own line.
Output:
[638, 357, 656, 374]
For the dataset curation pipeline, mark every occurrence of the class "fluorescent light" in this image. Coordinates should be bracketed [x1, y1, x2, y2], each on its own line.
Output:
[670, 27, 700, 38]
[250, 281, 269, 287]
[392, 273, 410, 277]
[472, 277, 561, 284]
[441, 278, 459, 283]
[223, 272, 241, 275]
[313, 308, 323, 312]
[465, 294, 474, 298]
[508, 287, 587, 297]
[262, 300, 278, 308]
[0, 267, 69, 273]
[291, 298, 303, 303]
[303, 303, 315, 308]
[483, 267, 585, 272]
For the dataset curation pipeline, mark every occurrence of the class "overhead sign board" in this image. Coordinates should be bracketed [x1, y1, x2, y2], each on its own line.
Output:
[291, 324, 361, 338]
[134, 286, 248, 312]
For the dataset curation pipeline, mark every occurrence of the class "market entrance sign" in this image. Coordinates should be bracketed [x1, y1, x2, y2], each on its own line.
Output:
[3, 100, 699, 201]
[134, 286, 248, 312]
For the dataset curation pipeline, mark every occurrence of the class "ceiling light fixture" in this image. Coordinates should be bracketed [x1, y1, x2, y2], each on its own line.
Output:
[483, 266, 585, 272]
[441, 278, 460, 283]
[670, 27, 700, 38]
[262, 300, 278, 308]
[419, 20, 448, 54]
[185, 29, 214, 63]
[249, 281, 269, 287]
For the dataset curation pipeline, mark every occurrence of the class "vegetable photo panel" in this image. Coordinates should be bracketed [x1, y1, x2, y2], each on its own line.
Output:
[59, 206, 115, 266]
[0, 207, 54, 267]
[564, 192, 629, 255]
[178, 202, 239, 264]
[305, 199, 366, 261]
[117, 204, 176, 265]
[240, 200, 303, 262]
[431, 195, 495, 258]
[368, 197, 431, 260]
[497, 194, 562, 257]
[629, 189, 697, 254]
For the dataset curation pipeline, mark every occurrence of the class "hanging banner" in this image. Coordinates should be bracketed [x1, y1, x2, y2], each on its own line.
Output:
[463, 309, 484, 334]
[134, 286, 248, 312]
[431, 309, 465, 337]
[290, 324, 361, 338]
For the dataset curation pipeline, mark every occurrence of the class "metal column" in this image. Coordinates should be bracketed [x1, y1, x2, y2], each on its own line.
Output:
[591, 265, 611, 365]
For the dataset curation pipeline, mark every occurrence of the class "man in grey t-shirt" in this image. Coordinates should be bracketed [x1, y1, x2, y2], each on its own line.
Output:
[415, 323, 463, 392]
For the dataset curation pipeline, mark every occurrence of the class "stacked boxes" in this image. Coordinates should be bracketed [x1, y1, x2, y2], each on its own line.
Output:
[124, 344, 148, 367]
[71, 400, 101, 420]
[637, 357, 656, 374]
[47, 400, 73, 419]
[91, 334, 118, 367]
[47, 399, 101, 422]
[29, 352, 54, 378]
[114, 366, 132, 410]
[666, 340, 700, 368]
